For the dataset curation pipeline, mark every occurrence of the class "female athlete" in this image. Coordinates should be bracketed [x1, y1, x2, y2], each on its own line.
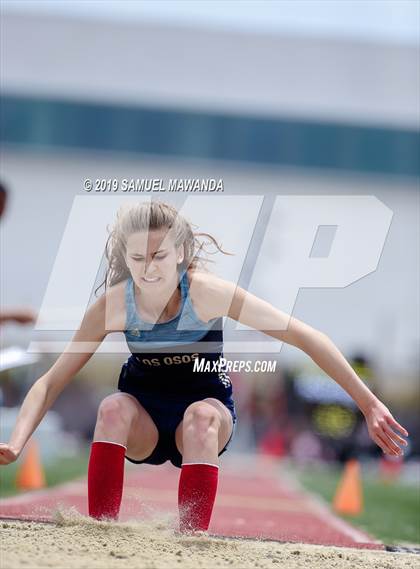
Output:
[0, 201, 409, 533]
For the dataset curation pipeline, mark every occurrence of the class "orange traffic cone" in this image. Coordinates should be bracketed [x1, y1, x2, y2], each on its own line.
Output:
[333, 458, 363, 515]
[16, 439, 46, 491]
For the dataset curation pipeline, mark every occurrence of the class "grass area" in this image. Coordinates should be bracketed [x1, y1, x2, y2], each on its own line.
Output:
[290, 461, 420, 546]
[0, 450, 89, 499]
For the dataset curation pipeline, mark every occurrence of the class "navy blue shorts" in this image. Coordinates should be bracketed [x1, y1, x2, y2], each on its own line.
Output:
[117, 356, 237, 469]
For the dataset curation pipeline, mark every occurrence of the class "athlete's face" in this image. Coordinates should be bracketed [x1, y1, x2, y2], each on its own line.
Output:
[125, 229, 184, 289]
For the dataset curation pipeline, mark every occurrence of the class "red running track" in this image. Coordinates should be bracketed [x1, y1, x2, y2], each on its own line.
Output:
[0, 454, 383, 550]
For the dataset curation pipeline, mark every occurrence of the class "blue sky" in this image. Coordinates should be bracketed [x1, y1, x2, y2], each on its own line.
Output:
[3, 0, 419, 44]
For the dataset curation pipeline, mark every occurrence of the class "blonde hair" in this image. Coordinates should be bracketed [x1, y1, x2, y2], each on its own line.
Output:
[97, 201, 232, 292]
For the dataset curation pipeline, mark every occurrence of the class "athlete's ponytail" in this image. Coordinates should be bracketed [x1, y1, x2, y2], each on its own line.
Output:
[96, 200, 232, 293]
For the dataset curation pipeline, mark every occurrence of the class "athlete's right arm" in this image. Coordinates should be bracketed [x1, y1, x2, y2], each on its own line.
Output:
[0, 294, 108, 465]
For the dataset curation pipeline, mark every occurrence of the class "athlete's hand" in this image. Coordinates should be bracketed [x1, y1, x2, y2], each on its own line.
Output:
[362, 400, 409, 456]
[0, 444, 21, 465]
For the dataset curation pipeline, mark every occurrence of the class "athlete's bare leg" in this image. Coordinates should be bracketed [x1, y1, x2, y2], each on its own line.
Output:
[175, 398, 233, 464]
[93, 393, 159, 460]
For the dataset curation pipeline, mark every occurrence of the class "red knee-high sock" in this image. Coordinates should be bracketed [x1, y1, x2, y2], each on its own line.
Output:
[178, 463, 219, 532]
[88, 441, 126, 520]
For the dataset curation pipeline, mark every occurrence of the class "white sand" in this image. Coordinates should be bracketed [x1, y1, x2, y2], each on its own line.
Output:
[1, 508, 418, 569]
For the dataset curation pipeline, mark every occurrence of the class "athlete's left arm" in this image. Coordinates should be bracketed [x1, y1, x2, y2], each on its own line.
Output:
[205, 276, 409, 456]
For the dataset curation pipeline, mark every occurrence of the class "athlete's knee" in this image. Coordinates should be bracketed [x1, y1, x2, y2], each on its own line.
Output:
[96, 395, 134, 430]
[183, 402, 221, 437]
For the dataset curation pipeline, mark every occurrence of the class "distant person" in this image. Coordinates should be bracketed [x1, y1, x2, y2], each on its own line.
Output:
[0, 201, 409, 533]
[0, 309, 36, 326]
[0, 182, 36, 326]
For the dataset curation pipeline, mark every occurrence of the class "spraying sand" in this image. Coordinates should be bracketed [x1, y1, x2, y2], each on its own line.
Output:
[1, 507, 418, 569]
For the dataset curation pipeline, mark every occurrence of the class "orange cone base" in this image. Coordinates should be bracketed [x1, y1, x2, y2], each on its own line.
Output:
[16, 439, 46, 491]
[333, 458, 363, 516]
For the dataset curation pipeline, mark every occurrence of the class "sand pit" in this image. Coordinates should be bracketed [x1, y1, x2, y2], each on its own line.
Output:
[1, 508, 418, 569]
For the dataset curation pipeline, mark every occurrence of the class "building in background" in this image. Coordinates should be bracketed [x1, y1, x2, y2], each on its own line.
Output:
[1, 2, 418, 406]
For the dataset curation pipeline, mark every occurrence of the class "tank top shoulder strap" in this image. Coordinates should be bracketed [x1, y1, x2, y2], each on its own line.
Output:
[179, 269, 189, 301]
[125, 277, 139, 330]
